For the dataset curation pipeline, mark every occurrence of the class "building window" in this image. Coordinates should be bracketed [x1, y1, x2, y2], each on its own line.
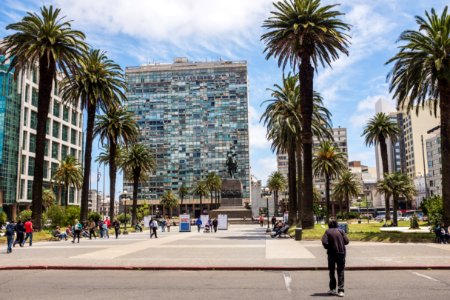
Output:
[29, 133, 36, 153]
[30, 111, 37, 130]
[61, 145, 68, 159]
[28, 157, 34, 176]
[71, 129, 77, 144]
[32, 87, 38, 107]
[71, 111, 77, 126]
[63, 106, 69, 122]
[53, 101, 60, 118]
[62, 125, 68, 142]
[52, 142, 59, 159]
[27, 181, 33, 200]
[52, 121, 60, 138]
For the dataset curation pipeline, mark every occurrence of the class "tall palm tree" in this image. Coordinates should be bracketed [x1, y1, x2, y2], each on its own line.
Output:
[94, 107, 138, 220]
[313, 141, 347, 222]
[178, 184, 189, 213]
[377, 172, 416, 226]
[332, 171, 361, 215]
[60, 49, 124, 223]
[51, 155, 83, 207]
[362, 112, 400, 221]
[121, 143, 156, 226]
[193, 181, 209, 215]
[386, 6, 450, 226]
[206, 172, 217, 210]
[42, 188, 56, 211]
[261, 74, 332, 225]
[3, 5, 87, 229]
[160, 190, 179, 217]
[267, 171, 287, 217]
[262, 0, 350, 229]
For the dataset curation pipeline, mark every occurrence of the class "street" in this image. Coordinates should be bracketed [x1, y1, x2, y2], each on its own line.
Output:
[1, 270, 449, 299]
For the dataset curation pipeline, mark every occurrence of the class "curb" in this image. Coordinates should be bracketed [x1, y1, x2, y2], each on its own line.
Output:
[1, 265, 450, 271]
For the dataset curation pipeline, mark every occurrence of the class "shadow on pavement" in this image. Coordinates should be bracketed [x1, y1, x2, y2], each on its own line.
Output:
[310, 293, 334, 297]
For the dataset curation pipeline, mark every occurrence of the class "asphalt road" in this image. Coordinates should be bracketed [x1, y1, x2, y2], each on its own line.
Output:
[1, 270, 449, 299]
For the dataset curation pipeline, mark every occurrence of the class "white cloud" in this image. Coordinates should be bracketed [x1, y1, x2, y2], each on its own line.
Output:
[252, 156, 277, 185]
[248, 104, 271, 150]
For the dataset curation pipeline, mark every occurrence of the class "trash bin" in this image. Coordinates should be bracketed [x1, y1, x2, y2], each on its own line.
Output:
[295, 227, 302, 241]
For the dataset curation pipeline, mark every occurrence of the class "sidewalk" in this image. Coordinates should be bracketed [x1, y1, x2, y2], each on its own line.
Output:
[1, 224, 449, 270]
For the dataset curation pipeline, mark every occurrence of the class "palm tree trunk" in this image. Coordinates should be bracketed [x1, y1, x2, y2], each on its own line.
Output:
[108, 142, 117, 221]
[346, 194, 350, 214]
[296, 144, 303, 225]
[440, 82, 450, 227]
[32, 54, 56, 231]
[66, 185, 70, 206]
[325, 174, 331, 223]
[300, 55, 315, 230]
[393, 194, 399, 226]
[339, 198, 343, 216]
[379, 137, 391, 221]
[81, 101, 96, 224]
[287, 145, 297, 224]
[131, 168, 140, 226]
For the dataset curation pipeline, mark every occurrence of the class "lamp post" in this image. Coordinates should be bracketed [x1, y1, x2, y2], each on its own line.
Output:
[122, 190, 128, 235]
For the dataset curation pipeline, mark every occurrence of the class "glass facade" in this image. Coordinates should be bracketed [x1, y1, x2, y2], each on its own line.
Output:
[124, 59, 250, 201]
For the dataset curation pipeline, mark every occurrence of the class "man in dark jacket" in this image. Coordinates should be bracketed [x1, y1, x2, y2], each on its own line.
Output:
[13, 220, 24, 247]
[5, 221, 16, 253]
[321, 220, 349, 297]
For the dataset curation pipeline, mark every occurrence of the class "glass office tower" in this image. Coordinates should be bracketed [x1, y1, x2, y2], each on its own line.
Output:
[125, 58, 250, 202]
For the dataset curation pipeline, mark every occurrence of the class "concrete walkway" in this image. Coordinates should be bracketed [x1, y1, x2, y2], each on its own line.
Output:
[1, 225, 449, 270]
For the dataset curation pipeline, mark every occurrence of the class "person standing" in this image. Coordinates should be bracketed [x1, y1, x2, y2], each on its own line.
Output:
[150, 219, 158, 238]
[5, 221, 16, 253]
[212, 218, 218, 233]
[102, 221, 109, 239]
[98, 219, 104, 238]
[166, 218, 171, 232]
[89, 220, 97, 239]
[13, 220, 24, 247]
[112, 219, 120, 239]
[271, 216, 277, 228]
[72, 219, 82, 243]
[259, 215, 264, 227]
[23, 218, 33, 246]
[196, 217, 202, 232]
[160, 218, 166, 232]
[321, 220, 349, 298]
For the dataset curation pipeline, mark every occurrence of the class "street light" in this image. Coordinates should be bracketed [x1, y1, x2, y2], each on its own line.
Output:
[122, 190, 129, 235]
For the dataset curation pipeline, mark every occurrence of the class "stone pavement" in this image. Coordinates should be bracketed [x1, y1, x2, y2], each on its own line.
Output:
[1, 224, 450, 269]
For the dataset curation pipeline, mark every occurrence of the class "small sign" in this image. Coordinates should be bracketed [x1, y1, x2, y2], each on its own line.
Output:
[179, 214, 191, 232]
[218, 214, 228, 230]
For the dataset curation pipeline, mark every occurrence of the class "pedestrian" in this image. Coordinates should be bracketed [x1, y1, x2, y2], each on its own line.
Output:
[13, 219, 24, 247]
[5, 221, 16, 253]
[271, 216, 277, 228]
[212, 218, 218, 233]
[166, 217, 171, 232]
[321, 220, 349, 297]
[72, 219, 82, 243]
[259, 215, 264, 227]
[112, 219, 120, 239]
[22, 218, 33, 246]
[196, 217, 202, 232]
[150, 219, 158, 238]
[98, 219, 104, 238]
[160, 218, 166, 232]
[89, 219, 97, 239]
[102, 221, 109, 239]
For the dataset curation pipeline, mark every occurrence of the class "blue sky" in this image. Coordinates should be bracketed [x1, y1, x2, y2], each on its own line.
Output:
[1, 0, 448, 197]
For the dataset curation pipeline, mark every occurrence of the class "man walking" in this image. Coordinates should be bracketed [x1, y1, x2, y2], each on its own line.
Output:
[150, 219, 158, 238]
[5, 221, 15, 253]
[321, 220, 349, 297]
[13, 219, 24, 247]
[22, 218, 33, 246]
[112, 219, 120, 239]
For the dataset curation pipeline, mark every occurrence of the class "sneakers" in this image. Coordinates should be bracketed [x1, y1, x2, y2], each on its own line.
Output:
[328, 290, 337, 295]
[337, 291, 345, 297]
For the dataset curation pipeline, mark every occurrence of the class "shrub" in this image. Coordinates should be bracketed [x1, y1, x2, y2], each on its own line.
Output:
[17, 209, 32, 222]
[420, 196, 443, 226]
[117, 213, 131, 224]
[137, 204, 150, 222]
[47, 205, 65, 227]
[88, 211, 101, 223]
[65, 205, 80, 226]
[336, 212, 359, 220]
[42, 212, 48, 228]
[0, 211, 7, 227]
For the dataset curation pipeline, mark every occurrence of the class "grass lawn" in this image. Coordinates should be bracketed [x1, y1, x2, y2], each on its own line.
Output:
[0, 230, 53, 245]
[288, 220, 434, 243]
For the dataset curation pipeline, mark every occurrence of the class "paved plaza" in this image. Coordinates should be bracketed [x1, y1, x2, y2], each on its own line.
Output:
[2, 224, 450, 269]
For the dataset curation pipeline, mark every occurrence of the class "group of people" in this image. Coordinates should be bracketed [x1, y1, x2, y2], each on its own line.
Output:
[195, 217, 218, 233]
[435, 223, 450, 244]
[5, 218, 34, 253]
[148, 217, 173, 238]
[270, 220, 290, 238]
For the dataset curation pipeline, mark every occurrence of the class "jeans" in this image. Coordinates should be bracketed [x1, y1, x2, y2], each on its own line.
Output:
[114, 228, 119, 239]
[7, 235, 14, 253]
[23, 232, 33, 246]
[150, 227, 157, 238]
[328, 253, 346, 292]
[14, 232, 24, 247]
[197, 225, 201, 232]
[89, 229, 96, 239]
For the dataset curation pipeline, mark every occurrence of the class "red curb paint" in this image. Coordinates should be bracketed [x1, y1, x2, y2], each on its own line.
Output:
[0, 265, 449, 271]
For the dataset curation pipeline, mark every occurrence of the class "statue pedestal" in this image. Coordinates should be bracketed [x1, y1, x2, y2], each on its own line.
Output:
[210, 179, 251, 219]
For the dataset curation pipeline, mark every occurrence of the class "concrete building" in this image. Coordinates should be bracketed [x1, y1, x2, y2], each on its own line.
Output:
[0, 49, 83, 218]
[426, 127, 441, 197]
[348, 161, 380, 208]
[276, 153, 288, 180]
[124, 58, 250, 211]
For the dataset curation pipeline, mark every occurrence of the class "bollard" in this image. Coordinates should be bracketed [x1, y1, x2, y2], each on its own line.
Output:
[295, 227, 302, 241]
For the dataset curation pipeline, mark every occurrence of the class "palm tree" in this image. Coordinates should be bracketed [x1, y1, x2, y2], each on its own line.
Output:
[377, 172, 416, 226]
[178, 184, 189, 213]
[206, 172, 217, 210]
[160, 190, 179, 217]
[193, 181, 209, 215]
[332, 171, 361, 215]
[313, 141, 347, 222]
[51, 155, 83, 207]
[94, 107, 138, 220]
[362, 112, 400, 221]
[261, 74, 332, 225]
[262, 0, 350, 229]
[267, 171, 287, 218]
[3, 5, 87, 229]
[386, 7, 450, 226]
[42, 188, 56, 211]
[60, 49, 124, 224]
[121, 143, 156, 226]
